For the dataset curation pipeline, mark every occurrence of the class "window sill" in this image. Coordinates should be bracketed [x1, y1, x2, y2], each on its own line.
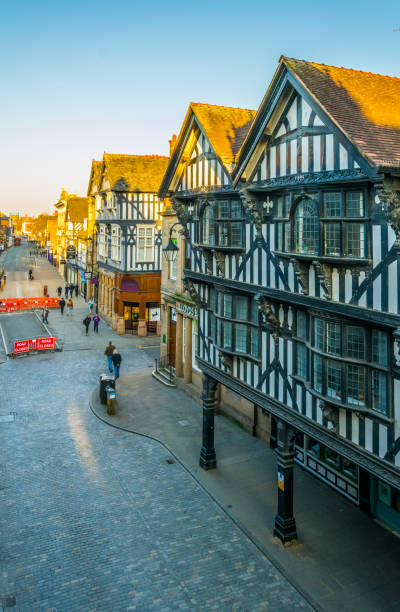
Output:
[291, 376, 392, 424]
[198, 244, 245, 253]
[215, 343, 260, 364]
[274, 251, 371, 266]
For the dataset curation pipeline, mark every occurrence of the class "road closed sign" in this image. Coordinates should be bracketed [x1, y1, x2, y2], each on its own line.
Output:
[13, 340, 30, 354]
[37, 337, 56, 350]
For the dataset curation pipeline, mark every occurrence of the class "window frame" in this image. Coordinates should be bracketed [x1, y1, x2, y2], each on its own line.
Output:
[207, 289, 260, 361]
[274, 188, 369, 260]
[136, 225, 154, 262]
[199, 199, 245, 250]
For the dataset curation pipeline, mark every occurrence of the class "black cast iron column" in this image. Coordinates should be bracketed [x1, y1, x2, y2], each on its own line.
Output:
[273, 420, 298, 544]
[199, 374, 218, 470]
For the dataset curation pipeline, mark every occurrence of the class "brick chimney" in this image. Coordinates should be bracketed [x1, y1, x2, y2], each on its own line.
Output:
[169, 134, 177, 156]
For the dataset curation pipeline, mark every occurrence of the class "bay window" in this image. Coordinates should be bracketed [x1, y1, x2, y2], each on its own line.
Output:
[208, 289, 259, 359]
[274, 189, 368, 258]
[200, 199, 244, 248]
[299, 314, 390, 415]
[111, 225, 121, 261]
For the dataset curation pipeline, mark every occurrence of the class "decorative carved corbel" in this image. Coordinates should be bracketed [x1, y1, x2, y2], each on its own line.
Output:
[393, 329, 400, 368]
[379, 189, 400, 246]
[183, 277, 202, 307]
[213, 250, 225, 276]
[239, 188, 263, 242]
[171, 197, 189, 228]
[312, 260, 331, 300]
[220, 353, 233, 373]
[201, 248, 214, 274]
[290, 258, 309, 295]
[255, 294, 280, 341]
[320, 402, 339, 434]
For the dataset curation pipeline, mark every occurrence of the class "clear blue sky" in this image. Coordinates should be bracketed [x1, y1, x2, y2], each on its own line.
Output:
[1, 0, 399, 215]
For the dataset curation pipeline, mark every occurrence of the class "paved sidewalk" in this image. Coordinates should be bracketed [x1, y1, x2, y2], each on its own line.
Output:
[91, 370, 400, 612]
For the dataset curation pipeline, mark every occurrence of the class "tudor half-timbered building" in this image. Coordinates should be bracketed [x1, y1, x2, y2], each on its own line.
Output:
[158, 102, 275, 433]
[161, 59, 400, 540]
[96, 153, 169, 334]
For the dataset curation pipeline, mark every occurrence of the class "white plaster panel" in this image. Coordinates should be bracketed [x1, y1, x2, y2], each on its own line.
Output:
[290, 139, 297, 175]
[379, 425, 388, 458]
[301, 137, 308, 173]
[351, 413, 359, 445]
[286, 98, 297, 130]
[270, 146, 276, 178]
[365, 418, 373, 453]
[313, 136, 321, 172]
[301, 98, 312, 126]
[325, 134, 334, 170]
[339, 144, 348, 170]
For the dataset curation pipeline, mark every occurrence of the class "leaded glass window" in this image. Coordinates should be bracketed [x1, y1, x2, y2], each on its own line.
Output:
[294, 199, 319, 255]
[235, 324, 247, 353]
[296, 343, 308, 378]
[313, 354, 323, 393]
[236, 296, 248, 320]
[324, 223, 341, 256]
[346, 326, 365, 360]
[202, 205, 215, 246]
[372, 330, 388, 366]
[324, 192, 342, 217]
[250, 328, 259, 357]
[347, 365, 366, 406]
[297, 311, 307, 339]
[346, 223, 365, 257]
[346, 191, 364, 217]
[327, 360, 342, 400]
[372, 371, 387, 414]
[327, 322, 341, 356]
[223, 321, 232, 350]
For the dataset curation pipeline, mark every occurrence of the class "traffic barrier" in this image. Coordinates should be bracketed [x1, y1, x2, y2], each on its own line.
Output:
[0, 297, 60, 312]
[12, 336, 57, 355]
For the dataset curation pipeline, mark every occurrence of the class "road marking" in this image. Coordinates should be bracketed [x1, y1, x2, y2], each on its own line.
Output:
[135, 345, 160, 349]
[0, 320, 9, 361]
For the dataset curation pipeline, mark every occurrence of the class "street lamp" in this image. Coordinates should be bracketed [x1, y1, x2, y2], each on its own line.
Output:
[162, 222, 184, 262]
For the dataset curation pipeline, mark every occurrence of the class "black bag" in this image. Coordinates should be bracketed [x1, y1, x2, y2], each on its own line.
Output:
[83, 318, 87, 325]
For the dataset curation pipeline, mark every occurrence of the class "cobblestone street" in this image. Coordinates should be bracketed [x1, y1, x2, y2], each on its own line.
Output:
[0, 254, 311, 611]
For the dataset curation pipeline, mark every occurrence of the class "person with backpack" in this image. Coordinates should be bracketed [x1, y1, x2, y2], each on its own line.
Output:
[57, 286, 62, 297]
[59, 297, 66, 315]
[83, 314, 91, 335]
[104, 341, 115, 373]
[111, 348, 122, 380]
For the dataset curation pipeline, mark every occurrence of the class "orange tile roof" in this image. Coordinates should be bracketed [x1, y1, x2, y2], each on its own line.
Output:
[66, 197, 89, 223]
[190, 103, 256, 166]
[103, 154, 169, 192]
[282, 57, 400, 168]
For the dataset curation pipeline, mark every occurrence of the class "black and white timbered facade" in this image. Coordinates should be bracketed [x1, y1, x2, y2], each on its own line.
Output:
[160, 59, 400, 539]
[95, 154, 169, 333]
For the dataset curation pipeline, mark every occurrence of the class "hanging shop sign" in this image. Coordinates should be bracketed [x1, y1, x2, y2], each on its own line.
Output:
[66, 245, 76, 258]
[84, 272, 92, 280]
[60, 259, 67, 264]
[177, 302, 198, 318]
[149, 307, 160, 321]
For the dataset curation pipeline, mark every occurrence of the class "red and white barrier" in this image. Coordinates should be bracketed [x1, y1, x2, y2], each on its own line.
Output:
[12, 336, 57, 355]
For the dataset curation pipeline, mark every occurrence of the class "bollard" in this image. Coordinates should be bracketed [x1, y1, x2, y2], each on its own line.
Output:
[106, 386, 116, 415]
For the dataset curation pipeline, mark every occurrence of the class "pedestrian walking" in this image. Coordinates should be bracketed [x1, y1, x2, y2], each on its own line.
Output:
[69, 284, 74, 298]
[93, 313, 100, 333]
[42, 306, 49, 324]
[104, 341, 116, 373]
[57, 286, 62, 297]
[83, 314, 91, 335]
[64, 284, 69, 298]
[59, 297, 66, 315]
[112, 348, 122, 380]
[88, 299, 94, 314]
[74, 284, 79, 297]
[66, 298, 73, 315]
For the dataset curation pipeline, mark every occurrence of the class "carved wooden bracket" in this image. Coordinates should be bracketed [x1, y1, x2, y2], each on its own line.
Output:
[290, 258, 309, 295]
[312, 260, 331, 299]
[213, 250, 225, 276]
[393, 329, 400, 368]
[183, 277, 202, 307]
[171, 197, 189, 228]
[220, 353, 233, 373]
[379, 189, 400, 246]
[239, 188, 263, 242]
[201, 248, 214, 274]
[255, 294, 280, 341]
[320, 402, 339, 434]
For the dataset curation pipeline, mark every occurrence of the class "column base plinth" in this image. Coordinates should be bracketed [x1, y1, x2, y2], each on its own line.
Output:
[199, 447, 217, 470]
[273, 514, 297, 544]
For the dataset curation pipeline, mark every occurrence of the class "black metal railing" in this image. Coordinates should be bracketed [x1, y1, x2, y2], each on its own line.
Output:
[155, 353, 175, 384]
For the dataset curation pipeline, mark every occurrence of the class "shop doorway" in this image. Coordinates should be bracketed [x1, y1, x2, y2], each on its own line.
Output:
[124, 302, 140, 332]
